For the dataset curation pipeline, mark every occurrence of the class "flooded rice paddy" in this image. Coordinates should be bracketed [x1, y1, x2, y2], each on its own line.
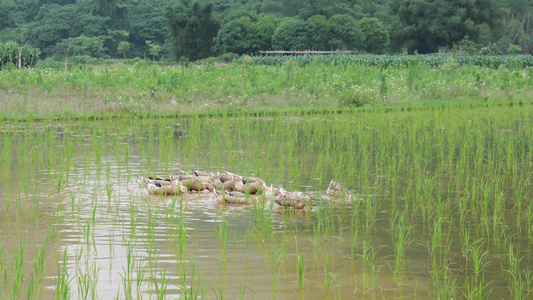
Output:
[2, 103, 533, 299]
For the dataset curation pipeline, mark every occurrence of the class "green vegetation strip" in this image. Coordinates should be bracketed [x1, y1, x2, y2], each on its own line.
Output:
[253, 54, 533, 68]
[1, 59, 533, 120]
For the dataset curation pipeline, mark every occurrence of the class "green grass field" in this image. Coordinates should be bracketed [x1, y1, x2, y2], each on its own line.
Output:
[1, 55, 532, 120]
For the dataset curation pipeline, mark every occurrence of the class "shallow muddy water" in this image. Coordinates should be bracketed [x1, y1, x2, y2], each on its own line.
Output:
[1, 106, 533, 299]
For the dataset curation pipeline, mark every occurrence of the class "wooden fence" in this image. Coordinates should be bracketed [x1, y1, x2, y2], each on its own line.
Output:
[257, 50, 354, 56]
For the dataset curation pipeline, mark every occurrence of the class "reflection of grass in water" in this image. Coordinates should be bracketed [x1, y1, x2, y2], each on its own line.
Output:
[218, 218, 228, 256]
[266, 241, 285, 294]
[56, 249, 72, 299]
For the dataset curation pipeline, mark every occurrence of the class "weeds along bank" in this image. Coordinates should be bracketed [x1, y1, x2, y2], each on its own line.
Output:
[0, 58, 533, 119]
[1, 101, 533, 298]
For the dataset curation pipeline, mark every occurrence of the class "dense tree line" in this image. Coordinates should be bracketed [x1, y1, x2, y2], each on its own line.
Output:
[0, 0, 532, 61]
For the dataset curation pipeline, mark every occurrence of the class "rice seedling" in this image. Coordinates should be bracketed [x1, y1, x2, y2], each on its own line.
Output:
[297, 255, 305, 290]
[239, 277, 247, 300]
[135, 261, 147, 293]
[32, 231, 49, 283]
[469, 239, 490, 278]
[11, 240, 24, 298]
[26, 273, 35, 299]
[0, 245, 6, 288]
[56, 249, 72, 299]
[218, 218, 228, 256]
[269, 244, 282, 292]
[180, 261, 205, 300]
[123, 237, 135, 279]
[78, 271, 91, 300]
[462, 275, 492, 300]
[89, 262, 101, 299]
[391, 211, 411, 285]
[322, 254, 333, 294]
[151, 267, 169, 300]
[83, 219, 92, 245]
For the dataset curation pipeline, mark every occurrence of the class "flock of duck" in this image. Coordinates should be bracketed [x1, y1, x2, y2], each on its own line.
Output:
[142, 170, 353, 210]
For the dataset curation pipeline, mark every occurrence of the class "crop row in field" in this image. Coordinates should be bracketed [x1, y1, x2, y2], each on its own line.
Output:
[252, 54, 533, 68]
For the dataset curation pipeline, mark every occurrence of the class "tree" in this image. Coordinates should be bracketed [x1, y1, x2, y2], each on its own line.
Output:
[259, 0, 366, 19]
[69, 13, 109, 38]
[329, 14, 364, 50]
[24, 3, 115, 57]
[498, 5, 533, 54]
[126, 0, 169, 58]
[459, 35, 478, 54]
[102, 30, 130, 58]
[0, 0, 26, 42]
[54, 35, 107, 58]
[275, 0, 304, 17]
[3, 0, 515, 58]
[252, 14, 278, 51]
[388, 0, 506, 53]
[215, 15, 256, 54]
[214, 11, 277, 55]
[25, 4, 77, 55]
[306, 15, 331, 50]
[146, 40, 161, 60]
[165, 0, 219, 61]
[117, 41, 131, 58]
[519, 34, 533, 54]
[358, 17, 389, 53]
[77, 0, 128, 28]
[0, 0, 17, 30]
[260, 0, 285, 16]
[272, 18, 309, 50]
[303, 14, 365, 51]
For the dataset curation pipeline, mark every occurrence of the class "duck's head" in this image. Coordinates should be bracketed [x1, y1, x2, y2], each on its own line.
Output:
[179, 185, 189, 195]
[296, 196, 313, 210]
[305, 197, 313, 209]
[329, 180, 342, 192]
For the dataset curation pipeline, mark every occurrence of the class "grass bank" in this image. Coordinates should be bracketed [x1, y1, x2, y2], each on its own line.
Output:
[1, 59, 532, 120]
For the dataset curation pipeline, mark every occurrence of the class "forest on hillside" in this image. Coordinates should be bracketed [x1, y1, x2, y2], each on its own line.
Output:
[0, 0, 532, 61]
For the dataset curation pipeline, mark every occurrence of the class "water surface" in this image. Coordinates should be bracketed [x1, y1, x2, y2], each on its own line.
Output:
[1, 107, 533, 299]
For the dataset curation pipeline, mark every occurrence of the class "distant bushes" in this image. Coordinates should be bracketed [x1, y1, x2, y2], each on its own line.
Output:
[213, 12, 373, 57]
[35, 56, 153, 69]
[0, 41, 40, 70]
